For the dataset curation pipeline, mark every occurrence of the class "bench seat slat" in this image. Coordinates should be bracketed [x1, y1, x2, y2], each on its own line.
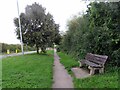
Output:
[81, 60, 102, 68]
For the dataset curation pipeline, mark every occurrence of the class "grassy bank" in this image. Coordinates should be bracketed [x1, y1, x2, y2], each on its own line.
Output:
[2, 50, 54, 88]
[58, 52, 118, 88]
[58, 52, 79, 74]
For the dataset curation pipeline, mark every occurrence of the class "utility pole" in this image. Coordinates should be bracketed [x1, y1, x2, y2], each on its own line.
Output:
[17, 0, 24, 55]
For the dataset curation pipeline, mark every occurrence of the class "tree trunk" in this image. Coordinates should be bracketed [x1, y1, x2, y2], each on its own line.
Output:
[36, 45, 39, 54]
[41, 46, 46, 53]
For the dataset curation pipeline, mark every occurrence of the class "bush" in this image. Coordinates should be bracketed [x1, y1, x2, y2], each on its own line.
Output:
[1, 43, 36, 53]
[60, 2, 120, 66]
[56, 46, 60, 52]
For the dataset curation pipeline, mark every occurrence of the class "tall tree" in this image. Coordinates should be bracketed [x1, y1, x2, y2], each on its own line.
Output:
[14, 2, 61, 54]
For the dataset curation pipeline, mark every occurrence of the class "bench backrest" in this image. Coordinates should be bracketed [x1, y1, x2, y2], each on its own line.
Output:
[85, 53, 108, 65]
[85, 53, 94, 61]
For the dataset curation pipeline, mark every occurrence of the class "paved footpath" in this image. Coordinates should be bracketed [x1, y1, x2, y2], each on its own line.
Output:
[52, 49, 74, 88]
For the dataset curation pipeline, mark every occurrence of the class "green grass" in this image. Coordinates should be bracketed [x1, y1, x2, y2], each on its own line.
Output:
[58, 52, 79, 74]
[74, 67, 118, 88]
[2, 50, 54, 88]
[58, 51, 118, 88]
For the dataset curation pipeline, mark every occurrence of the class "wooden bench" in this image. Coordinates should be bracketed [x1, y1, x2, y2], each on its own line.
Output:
[78, 53, 108, 75]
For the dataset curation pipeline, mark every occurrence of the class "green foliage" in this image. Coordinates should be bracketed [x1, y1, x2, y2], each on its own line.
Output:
[1, 43, 36, 53]
[60, 2, 120, 66]
[58, 52, 79, 74]
[2, 50, 54, 88]
[56, 45, 60, 52]
[61, 16, 89, 59]
[14, 2, 61, 54]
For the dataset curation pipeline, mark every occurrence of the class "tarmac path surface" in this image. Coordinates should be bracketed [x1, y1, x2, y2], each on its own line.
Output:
[52, 49, 74, 88]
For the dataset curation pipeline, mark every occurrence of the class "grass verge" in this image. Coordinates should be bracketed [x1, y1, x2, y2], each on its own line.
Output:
[58, 51, 118, 88]
[2, 50, 54, 88]
[58, 52, 79, 75]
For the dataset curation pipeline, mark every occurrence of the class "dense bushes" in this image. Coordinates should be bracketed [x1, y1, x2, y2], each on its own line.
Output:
[60, 2, 120, 66]
[1, 43, 36, 53]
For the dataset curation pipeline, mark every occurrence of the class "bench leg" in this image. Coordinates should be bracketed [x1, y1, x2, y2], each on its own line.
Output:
[88, 66, 95, 75]
[99, 68, 104, 73]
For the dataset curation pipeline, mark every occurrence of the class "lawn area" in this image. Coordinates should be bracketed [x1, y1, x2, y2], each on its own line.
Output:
[58, 52, 119, 88]
[58, 52, 79, 75]
[2, 50, 54, 88]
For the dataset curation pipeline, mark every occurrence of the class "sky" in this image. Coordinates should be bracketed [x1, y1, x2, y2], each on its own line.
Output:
[0, 0, 89, 44]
